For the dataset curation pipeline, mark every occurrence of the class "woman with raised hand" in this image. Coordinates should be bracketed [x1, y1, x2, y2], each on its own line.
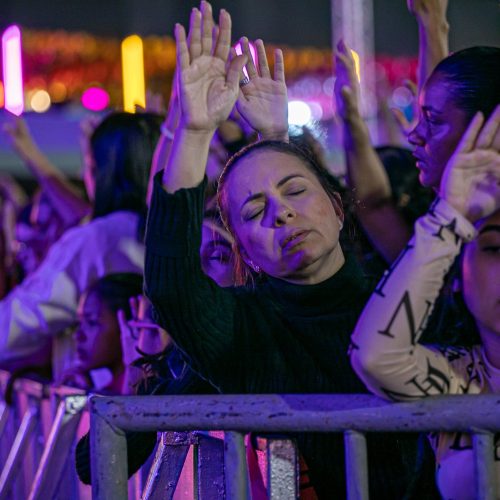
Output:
[145, 2, 420, 497]
[351, 106, 500, 499]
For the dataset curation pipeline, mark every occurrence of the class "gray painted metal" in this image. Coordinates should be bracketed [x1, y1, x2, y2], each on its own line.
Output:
[0, 405, 39, 500]
[142, 432, 191, 500]
[90, 409, 128, 500]
[267, 438, 298, 499]
[28, 395, 87, 500]
[344, 430, 369, 500]
[197, 433, 225, 499]
[224, 431, 250, 500]
[88, 393, 500, 433]
[473, 432, 496, 500]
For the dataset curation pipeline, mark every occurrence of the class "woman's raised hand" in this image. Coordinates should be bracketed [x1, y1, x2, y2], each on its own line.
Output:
[235, 38, 288, 141]
[176, 1, 246, 132]
[440, 105, 500, 222]
[334, 40, 361, 122]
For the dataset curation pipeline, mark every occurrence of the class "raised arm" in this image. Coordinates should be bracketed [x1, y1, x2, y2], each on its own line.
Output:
[350, 107, 500, 401]
[408, 0, 449, 92]
[3, 116, 91, 227]
[162, 1, 246, 193]
[235, 37, 288, 141]
[334, 40, 412, 262]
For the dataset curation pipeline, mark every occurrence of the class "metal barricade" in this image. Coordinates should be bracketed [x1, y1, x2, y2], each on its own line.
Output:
[89, 393, 500, 500]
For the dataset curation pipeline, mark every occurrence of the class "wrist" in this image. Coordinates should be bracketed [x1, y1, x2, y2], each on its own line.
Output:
[418, 17, 449, 35]
[259, 129, 289, 142]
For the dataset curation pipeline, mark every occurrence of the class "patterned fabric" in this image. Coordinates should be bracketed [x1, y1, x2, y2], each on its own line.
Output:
[351, 198, 500, 500]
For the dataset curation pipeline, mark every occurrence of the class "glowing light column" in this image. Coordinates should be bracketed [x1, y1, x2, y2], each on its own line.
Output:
[121, 35, 145, 113]
[2, 25, 24, 116]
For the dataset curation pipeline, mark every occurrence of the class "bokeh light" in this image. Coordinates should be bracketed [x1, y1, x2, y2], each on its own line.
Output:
[30, 89, 51, 112]
[81, 86, 109, 111]
[288, 100, 312, 126]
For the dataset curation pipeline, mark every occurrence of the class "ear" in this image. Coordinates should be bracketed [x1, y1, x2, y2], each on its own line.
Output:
[330, 192, 345, 228]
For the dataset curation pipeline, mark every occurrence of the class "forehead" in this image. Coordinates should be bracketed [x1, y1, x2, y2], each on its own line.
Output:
[420, 74, 455, 109]
[81, 290, 105, 316]
[226, 150, 317, 198]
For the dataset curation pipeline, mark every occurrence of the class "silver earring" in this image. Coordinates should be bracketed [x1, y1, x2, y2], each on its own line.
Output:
[249, 261, 261, 273]
[339, 220, 344, 231]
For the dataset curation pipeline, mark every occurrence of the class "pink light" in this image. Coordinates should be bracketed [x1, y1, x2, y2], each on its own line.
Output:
[81, 87, 110, 111]
[2, 25, 24, 116]
[234, 41, 257, 79]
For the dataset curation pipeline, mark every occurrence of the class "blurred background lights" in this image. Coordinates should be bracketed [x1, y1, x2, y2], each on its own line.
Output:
[0, 81, 4, 108]
[391, 86, 414, 108]
[2, 25, 24, 115]
[49, 81, 68, 103]
[30, 89, 51, 112]
[308, 101, 323, 120]
[288, 100, 312, 126]
[81, 87, 109, 111]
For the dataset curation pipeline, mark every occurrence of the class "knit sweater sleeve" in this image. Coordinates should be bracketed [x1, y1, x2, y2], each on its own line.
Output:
[350, 198, 477, 401]
[144, 173, 238, 381]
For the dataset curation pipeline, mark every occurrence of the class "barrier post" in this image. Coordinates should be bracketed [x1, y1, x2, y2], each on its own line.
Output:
[267, 438, 298, 499]
[473, 432, 496, 500]
[89, 396, 128, 500]
[224, 431, 250, 500]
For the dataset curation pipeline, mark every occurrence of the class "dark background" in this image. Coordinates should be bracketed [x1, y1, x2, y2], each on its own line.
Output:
[0, 0, 499, 54]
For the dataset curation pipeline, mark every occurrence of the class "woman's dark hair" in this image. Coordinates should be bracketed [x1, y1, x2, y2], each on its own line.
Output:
[430, 46, 500, 122]
[217, 139, 343, 285]
[86, 273, 144, 320]
[90, 112, 162, 219]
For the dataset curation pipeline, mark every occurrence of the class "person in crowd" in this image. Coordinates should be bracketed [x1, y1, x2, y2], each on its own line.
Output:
[0, 112, 161, 374]
[144, 3, 424, 497]
[61, 273, 143, 393]
[337, 40, 500, 263]
[351, 103, 500, 499]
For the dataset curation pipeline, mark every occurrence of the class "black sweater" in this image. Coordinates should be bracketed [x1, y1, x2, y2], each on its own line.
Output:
[145, 175, 421, 498]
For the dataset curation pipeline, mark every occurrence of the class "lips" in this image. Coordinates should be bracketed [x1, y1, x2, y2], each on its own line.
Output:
[280, 230, 310, 250]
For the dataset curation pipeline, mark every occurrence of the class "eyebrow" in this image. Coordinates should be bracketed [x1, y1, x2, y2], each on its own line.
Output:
[479, 224, 500, 235]
[240, 174, 306, 209]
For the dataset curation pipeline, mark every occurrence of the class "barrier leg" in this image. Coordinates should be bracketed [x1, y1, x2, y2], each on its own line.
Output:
[28, 395, 86, 500]
[90, 399, 128, 500]
[0, 405, 39, 500]
[473, 432, 496, 500]
[224, 431, 250, 500]
[142, 432, 191, 500]
[344, 430, 369, 500]
[197, 433, 225, 499]
[0, 403, 9, 437]
[267, 438, 298, 499]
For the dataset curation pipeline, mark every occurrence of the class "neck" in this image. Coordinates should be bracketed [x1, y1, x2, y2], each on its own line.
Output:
[282, 247, 345, 285]
[107, 364, 125, 394]
[479, 326, 500, 370]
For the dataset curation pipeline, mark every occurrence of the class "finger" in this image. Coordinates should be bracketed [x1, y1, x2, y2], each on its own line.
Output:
[391, 107, 411, 134]
[227, 54, 248, 91]
[187, 8, 202, 60]
[455, 112, 485, 154]
[476, 104, 500, 150]
[212, 25, 219, 54]
[214, 8, 231, 61]
[273, 48, 285, 83]
[129, 296, 139, 319]
[255, 39, 271, 78]
[117, 309, 128, 332]
[175, 23, 190, 70]
[239, 37, 257, 78]
[403, 79, 418, 97]
[200, 0, 215, 55]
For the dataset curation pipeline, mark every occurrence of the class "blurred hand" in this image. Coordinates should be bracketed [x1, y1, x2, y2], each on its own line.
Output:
[235, 38, 288, 141]
[391, 79, 418, 137]
[3, 115, 38, 159]
[440, 105, 500, 222]
[175, 1, 247, 132]
[407, 0, 449, 26]
[334, 39, 361, 122]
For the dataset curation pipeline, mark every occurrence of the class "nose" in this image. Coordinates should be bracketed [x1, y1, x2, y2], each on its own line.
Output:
[75, 325, 87, 344]
[271, 203, 296, 227]
[408, 119, 425, 147]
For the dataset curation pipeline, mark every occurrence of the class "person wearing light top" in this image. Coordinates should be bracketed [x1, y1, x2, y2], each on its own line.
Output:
[0, 112, 161, 374]
[350, 106, 500, 499]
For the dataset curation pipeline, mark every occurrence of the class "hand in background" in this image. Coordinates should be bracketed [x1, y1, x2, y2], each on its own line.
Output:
[235, 37, 288, 141]
[391, 79, 418, 137]
[3, 115, 39, 161]
[440, 105, 500, 222]
[333, 39, 361, 123]
[408, 0, 449, 27]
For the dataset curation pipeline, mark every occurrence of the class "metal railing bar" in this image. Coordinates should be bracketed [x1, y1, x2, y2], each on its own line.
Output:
[224, 431, 250, 500]
[89, 394, 500, 433]
[473, 432, 496, 500]
[267, 438, 298, 499]
[344, 430, 369, 500]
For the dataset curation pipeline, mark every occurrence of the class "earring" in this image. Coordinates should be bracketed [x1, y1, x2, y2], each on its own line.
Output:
[339, 220, 344, 231]
[249, 261, 261, 273]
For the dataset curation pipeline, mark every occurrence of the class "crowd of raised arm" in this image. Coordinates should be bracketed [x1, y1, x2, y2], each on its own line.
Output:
[0, 0, 498, 497]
